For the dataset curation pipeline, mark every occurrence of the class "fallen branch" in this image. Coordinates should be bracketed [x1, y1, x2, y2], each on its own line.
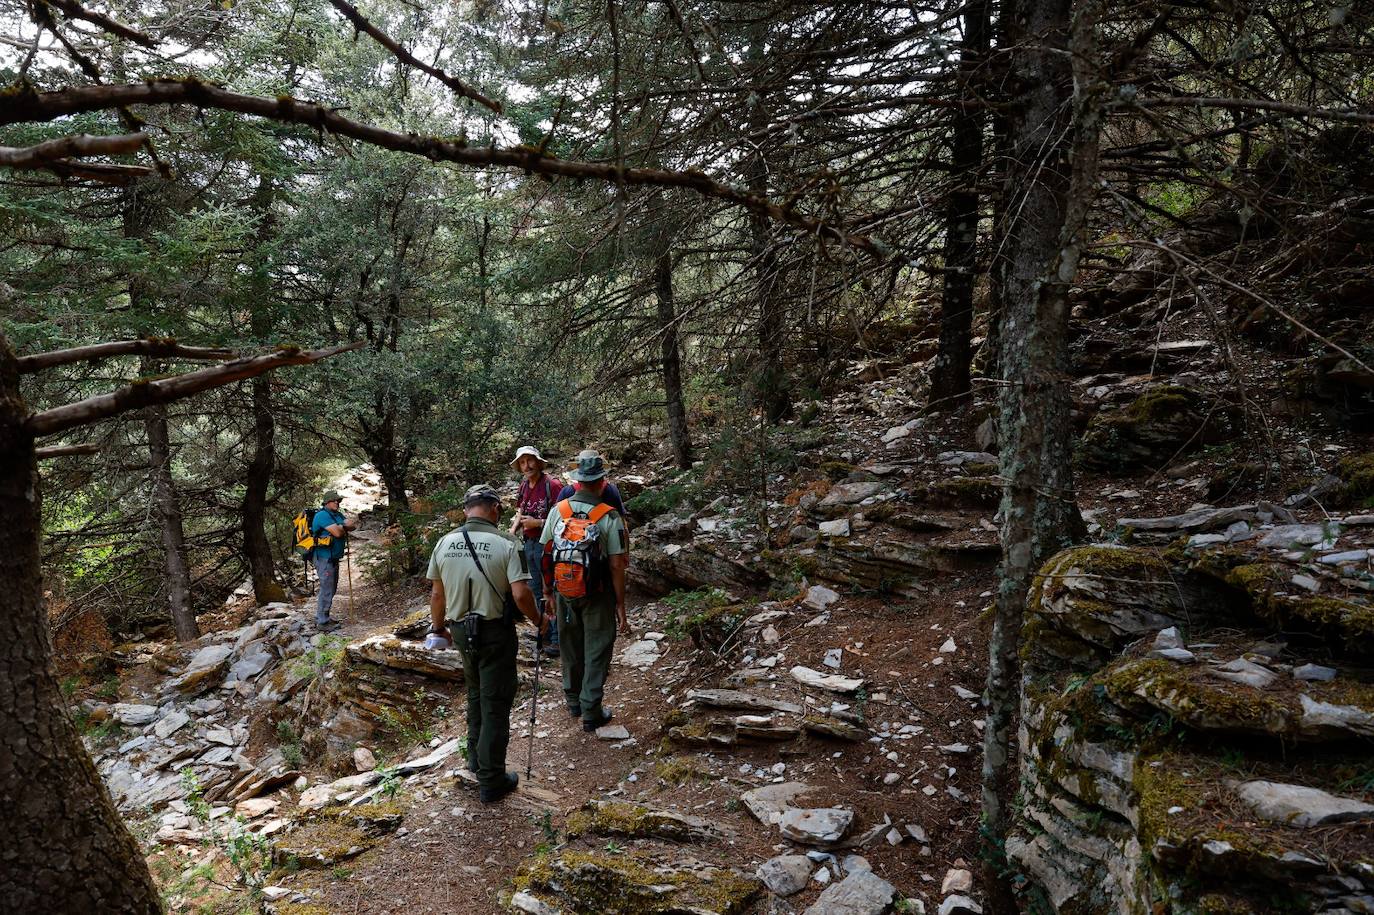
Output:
[35, 443, 100, 459]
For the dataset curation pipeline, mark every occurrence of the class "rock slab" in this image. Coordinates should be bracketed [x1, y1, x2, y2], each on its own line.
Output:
[802, 869, 898, 915]
[1233, 780, 1374, 828]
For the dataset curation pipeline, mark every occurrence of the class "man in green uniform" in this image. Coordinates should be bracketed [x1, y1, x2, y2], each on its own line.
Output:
[540, 451, 630, 733]
[427, 484, 547, 803]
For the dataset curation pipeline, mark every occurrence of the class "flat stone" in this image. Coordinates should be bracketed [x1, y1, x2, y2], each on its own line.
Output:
[235, 797, 278, 819]
[1319, 550, 1369, 565]
[757, 854, 813, 896]
[297, 784, 336, 810]
[616, 639, 661, 670]
[801, 716, 869, 742]
[790, 665, 865, 694]
[687, 688, 804, 715]
[821, 482, 884, 507]
[819, 518, 852, 537]
[595, 724, 631, 740]
[802, 869, 898, 915]
[509, 891, 561, 915]
[779, 807, 854, 845]
[153, 709, 190, 739]
[1293, 663, 1337, 682]
[113, 703, 159, 726]
[1259, 524, 1337, 549]
[939, 637, 957, 653]
[1298, 694, 1374, 739]
[346, 633, 464, 681]
[881, 426, 911, 444]
[227, 640, 275, 682]
[1290, 574, 1321, 591]
[803, 585, 841, 611]
[205, 728, 235, 746]
[942, 868, 973, 894]
[823, 648, 843, 669]
[1119, 505, 1258, 535]
[1149, 647, 1196, 664]
[742, 782, 813, 825]
[396, 737, 463, 773]
[1233, 780, 1374, 828]
[1211, 657, 1277, 689]
[953, 686, 980, 701]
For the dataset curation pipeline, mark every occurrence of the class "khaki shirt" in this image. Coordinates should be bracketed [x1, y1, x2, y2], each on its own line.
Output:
[426, 518, 530, 621]
[539, 493, 628, 555]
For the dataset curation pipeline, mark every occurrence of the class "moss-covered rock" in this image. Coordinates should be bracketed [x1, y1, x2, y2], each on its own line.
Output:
[511, 851, 760, 915]
[1078, 386, 1228, 472]
[1329, 451, 1374, 508]
[923, 475, 1001, 509]
[565, 800, 720, 842]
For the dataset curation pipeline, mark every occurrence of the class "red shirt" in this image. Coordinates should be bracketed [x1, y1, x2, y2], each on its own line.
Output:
[517, 474, 563, 538]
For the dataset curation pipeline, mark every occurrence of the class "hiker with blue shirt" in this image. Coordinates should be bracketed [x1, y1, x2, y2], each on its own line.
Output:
[311, 490, 357, 631]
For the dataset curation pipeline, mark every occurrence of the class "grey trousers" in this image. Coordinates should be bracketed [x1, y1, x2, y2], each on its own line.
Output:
[314, 553, 339, 624]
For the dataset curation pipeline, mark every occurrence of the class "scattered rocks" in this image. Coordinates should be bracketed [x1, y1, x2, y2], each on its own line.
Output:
[779, 807, 854, 845]
[757, 854, 814, 896]
[801, 868, 898, 915]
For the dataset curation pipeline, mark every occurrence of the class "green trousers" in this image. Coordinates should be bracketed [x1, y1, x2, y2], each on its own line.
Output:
[455, 618, 517, 790]
[557, 594, 617, 723]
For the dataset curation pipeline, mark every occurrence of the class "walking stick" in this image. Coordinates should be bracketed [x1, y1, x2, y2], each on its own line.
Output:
[343, 539, 355, 621]
[526, 623, 542, 778]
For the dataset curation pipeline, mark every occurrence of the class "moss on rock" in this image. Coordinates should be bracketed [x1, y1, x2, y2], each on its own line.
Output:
[512, 850, 760, 914]
[1330, 452, 1374, 508]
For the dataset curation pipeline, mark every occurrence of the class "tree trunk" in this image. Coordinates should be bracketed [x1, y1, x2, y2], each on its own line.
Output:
[980, 0, 1095, 908]
[241, 175, 286, 605]
[655, 249, 694, 469]
[242, 375, 285, 604]
[0, 334, 162, 911]
[144, 399, 198, 641]
[928, 0, 991, 411]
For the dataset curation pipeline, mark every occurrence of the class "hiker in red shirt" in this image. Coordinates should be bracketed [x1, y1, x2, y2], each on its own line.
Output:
[510, 445, 563, 657]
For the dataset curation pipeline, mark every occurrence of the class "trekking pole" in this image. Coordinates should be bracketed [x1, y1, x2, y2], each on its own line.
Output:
[526, 625, 542, 778]
[344, 540, 355, 621]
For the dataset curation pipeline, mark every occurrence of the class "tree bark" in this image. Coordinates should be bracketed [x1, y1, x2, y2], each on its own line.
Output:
[980, 0, 1095, 909]
[242, 374, 285, 604]
[928, 0, 991, 411]
[241, 175, 286, 605]
[143, 399, 198, 641]
[0, 333, 162, 911]
[655, 249, 694, 469]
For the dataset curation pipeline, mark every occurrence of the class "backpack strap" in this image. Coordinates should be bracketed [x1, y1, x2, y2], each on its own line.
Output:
[556, 499, 573, 520]
[586, 503, 614, 523]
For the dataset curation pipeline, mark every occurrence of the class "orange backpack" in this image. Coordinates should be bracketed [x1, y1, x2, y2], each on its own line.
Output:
[549, 500, 614, 599]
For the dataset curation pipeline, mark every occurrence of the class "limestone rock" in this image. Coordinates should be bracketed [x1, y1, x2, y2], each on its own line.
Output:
[171, 644, 234, 694]
[821, 481, 884, 508]
[113, 703, 159, 726]
[1079, 386, 1225, 471]
[513, 851, 760, 914]
[790, 665, 864, 694]
[742, 782, 812, 825]
[802, 869, 898, 915]
[779, 807, 854, 845]
[353, 746, 377, 773]
[153, 709, 190, 739]
[802, 715, 869, 742]
[1210, 657, 1277, 689]
[569, 800, 721, 842]
[1233, 780, 1374, 828]
[938, 896, 982, 915]
[346, 633, 464, 681]
[757, 854, 813, 896]
[687, 688, 803, 715]
[820, 519, 852, 537]
[1293, 663, 1337, 682]
[803, 585, 841, 611]
[941, 868, 972, 894]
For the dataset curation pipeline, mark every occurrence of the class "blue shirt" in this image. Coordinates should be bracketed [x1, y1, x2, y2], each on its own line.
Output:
[555, 482, 627, 517]
[311, 507, 347, 561]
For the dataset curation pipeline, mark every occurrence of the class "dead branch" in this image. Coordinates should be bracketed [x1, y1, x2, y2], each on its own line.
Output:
[25, 342, 365, 437]
[39, 0, 157, 48]
[36, 443, 100, 459]
[17, 338, 235, 373]
[327, 0, 501, 113]
[0, 132, 149, 172]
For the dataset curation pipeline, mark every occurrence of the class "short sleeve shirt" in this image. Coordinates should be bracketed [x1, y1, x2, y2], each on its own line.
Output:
[539, 493, 627, 556]
[517, 474, 564, 539]
[310, 508, 347, 561]
[426, 518, 530, 621]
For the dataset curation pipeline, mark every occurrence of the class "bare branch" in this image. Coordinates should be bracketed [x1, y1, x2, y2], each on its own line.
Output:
[327, 0, 502, 113]
[39, 0, 157, 48]
[36, 443, 100, 459]
[25, 342, 365, 437]
[1, 79, 886, 256]
[17, 338, 235, 374]
[1133, 95, 1374, 124]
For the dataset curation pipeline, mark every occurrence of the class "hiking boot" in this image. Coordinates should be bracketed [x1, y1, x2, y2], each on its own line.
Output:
[567, 704, 582, 718]
[582, 709, 614, 733]
[542, 644, 561, 659]
[316, 619, 343, 632]
[478, 772, 519, 804]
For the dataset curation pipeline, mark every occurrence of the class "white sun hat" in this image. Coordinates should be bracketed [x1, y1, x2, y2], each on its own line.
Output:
[510, 445, 549, 467]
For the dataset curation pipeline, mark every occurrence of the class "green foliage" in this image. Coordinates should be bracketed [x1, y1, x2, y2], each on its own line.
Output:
[277, 720, 305, 769]
[661, 588, 734, 640]
[625, 473, 705, 519]
[292, 636, 348, 682]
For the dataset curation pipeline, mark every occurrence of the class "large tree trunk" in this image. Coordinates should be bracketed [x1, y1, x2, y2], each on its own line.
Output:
[242, 375, 285, 604]
[980, 0, 1096, 909]
[144, 400, 198, 641]
[0, 335, 162, 911]
[928, 0, 991, 411]
[655, 249, 694, 469]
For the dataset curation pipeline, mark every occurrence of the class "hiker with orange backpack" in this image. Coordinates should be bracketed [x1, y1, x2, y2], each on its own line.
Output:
[539, 450, 630, 733]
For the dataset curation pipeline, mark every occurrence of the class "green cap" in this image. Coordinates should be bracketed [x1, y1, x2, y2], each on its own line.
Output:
[568, 449, 607, 483]
[322, 490, 342, 504]
[464, 483, 502, 506]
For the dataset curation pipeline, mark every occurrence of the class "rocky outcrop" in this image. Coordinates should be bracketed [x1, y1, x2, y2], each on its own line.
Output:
[1009, 543, 1374, 914]
[1078, 386, 1230, 472]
